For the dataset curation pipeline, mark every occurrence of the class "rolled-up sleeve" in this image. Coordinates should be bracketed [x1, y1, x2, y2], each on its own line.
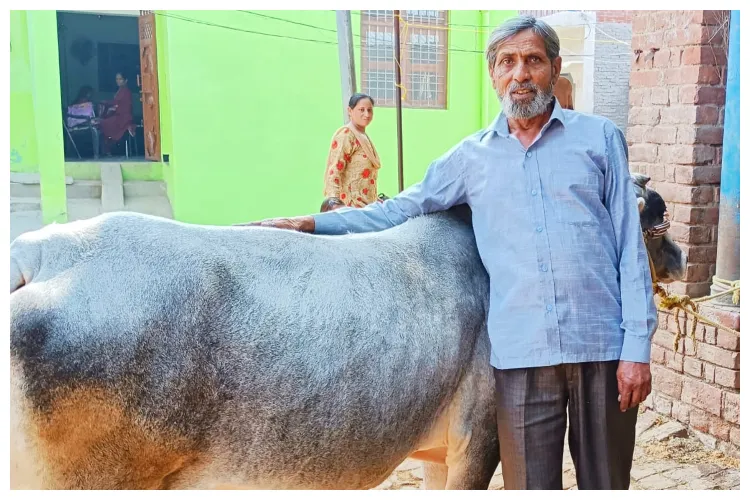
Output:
[313, 143, 468, 235]
[603, 122, 658, 363]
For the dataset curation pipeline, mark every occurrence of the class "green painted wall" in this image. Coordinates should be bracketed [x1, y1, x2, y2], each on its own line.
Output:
[10, 10, 518, 226]
[10, 11, 39, 174]
[160, 10, 517, 225]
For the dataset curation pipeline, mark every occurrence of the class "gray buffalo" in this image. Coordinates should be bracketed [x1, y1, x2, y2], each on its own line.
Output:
[10, 175, 684, 490]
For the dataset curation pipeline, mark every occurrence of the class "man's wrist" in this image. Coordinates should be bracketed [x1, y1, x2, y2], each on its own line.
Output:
[298, 216, 315, 233]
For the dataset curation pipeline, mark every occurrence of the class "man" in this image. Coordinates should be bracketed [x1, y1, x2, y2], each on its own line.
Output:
[554, 75, 574, 109]
[245, 16, 655, 490]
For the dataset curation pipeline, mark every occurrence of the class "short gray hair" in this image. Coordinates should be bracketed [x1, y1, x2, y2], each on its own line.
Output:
[485, 16, 561, 69]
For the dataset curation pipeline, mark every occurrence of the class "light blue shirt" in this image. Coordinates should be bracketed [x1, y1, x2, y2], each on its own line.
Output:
[312, 100, 657, 370]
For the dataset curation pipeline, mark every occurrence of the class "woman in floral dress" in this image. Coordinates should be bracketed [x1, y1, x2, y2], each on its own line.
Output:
[323, 94, 382, 208]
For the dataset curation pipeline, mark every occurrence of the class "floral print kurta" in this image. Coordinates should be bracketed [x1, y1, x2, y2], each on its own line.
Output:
[323, 125, 381, 208]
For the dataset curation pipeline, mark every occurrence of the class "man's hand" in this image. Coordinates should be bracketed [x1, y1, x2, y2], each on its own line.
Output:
[616, 361, 652, 412]
[233, 216, 315, 233]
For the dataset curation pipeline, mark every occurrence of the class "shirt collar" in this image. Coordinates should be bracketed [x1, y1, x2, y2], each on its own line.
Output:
[488, 97, 567, 138]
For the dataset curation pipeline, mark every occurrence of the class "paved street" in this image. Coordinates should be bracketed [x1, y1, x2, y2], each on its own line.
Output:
[376, 410, 740, 490]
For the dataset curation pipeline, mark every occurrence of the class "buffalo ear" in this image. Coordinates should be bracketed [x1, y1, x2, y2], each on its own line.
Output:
[631, 173, 650, 189]
[637, 197, 646, 213]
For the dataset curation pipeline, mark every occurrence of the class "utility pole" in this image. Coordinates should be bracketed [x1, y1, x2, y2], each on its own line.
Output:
[336, 10, 356, 124]
[393, 10, 404, 192]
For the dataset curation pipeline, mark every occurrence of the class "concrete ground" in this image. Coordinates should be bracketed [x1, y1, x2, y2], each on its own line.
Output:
[376, 410, 740, 490]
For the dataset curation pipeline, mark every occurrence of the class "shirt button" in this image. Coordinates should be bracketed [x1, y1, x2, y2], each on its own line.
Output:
[541, 264, 548, 272]
[526, 151, 532, 158]
[546, 305, 553, 312]
[531, 189, 538, 196]
[536, 226, 543, 233]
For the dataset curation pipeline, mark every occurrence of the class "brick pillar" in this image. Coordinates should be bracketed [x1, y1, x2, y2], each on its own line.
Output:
[627, 11, 730, 297]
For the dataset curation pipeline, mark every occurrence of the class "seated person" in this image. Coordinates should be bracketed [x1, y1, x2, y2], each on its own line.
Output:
[66, 85, 95, 128]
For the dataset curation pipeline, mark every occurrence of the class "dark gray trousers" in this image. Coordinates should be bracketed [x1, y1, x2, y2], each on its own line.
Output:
[494, 361, 638, 490]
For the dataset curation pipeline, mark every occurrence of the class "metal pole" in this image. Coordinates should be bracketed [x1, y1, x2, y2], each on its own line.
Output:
[336, 10, 356, 124]
[393, 10, 404, 193]
[711, 10, 740, 304]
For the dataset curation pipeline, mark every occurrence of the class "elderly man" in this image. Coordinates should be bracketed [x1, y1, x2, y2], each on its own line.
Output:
[246, 16, 655, 490]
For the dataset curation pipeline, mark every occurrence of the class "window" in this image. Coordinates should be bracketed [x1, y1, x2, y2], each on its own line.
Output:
[361, 10, 448, 109]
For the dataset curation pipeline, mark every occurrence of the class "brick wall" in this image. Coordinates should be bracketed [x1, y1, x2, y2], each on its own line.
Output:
[597, 11, 634, 24]
[645, 305, 739, 456]
[627, 10, 730, 298]
[593, 22, 633, 131]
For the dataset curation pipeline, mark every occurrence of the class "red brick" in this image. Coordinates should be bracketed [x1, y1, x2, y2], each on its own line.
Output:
[652, 393, 673, 415]
[630, 70, 661, 88]
[714, 329, 738, 350]
[682, 378, 722, 415]
[660, 106, 696, 125]
[713, 367, 739, 389]
[667, 281, 711, 298]
[677, 125, 725, 145]
[675, 164, 722, 184]
[721, 392, 739, 424]
[651, 182, 714, 204]
[650, 344, 667, 365]
[668, 222, 713, 244]
[660, 145, 715, 165]
[652, 364, 683, 399]
[703, 361, 716, 383]
[629, 106, 661, 126]
[685, 263, 712, 282]
[672, 400, 691, 424]
[668, 65, 724, 85]
[629, 87, 650, 106]
[683, 356, 702, 378]
[681, 25, 714, 46]
[672, 206, 719, 225]
[729, 426, 739, 446]
[708, 414, 732, 441]
[696, 105, 721, 124]
[630, 143, 659, 162]
[653, 48, 671, 68]
[669, 48, 683, 67]
[666, 351, 684, 372]
[679, 85, 726, 105]
[626, 125, 649, 144]
[650, 87, 670, 105]
[664, 164, 676, 182]
[689, 407, 711, 433]
[703, 325, 718, 345]
[682, 45, 727, 66]
[648, 125, 676, 144]
[702, 308, 740, 331]
[697, 343, 739, 369]
[653, 329, 681, 353]
[645, 163, 666, 181]
[692, 11, 729, 26]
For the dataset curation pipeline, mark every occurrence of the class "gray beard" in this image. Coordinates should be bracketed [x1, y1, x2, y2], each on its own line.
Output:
[499, 84, 555, 119]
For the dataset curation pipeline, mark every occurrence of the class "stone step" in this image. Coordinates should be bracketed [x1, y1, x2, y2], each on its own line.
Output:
[10, 182, 41, 199]
[10, 172, 73, 185]
[10, 197, 42, 212]
[67, 180, 102, 199]
[123, 181, 166, 199]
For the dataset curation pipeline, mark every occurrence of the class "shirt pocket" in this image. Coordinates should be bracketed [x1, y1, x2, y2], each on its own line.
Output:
[550, 166, 603, 226]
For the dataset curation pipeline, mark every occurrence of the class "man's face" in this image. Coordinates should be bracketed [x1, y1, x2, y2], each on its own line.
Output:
[489, 29, 562, 119]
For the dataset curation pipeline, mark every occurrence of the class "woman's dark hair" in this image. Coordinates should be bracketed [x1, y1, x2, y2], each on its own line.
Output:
[74, 85, 94, 104]
[348, 93, 374, 108]
[116, 70, 129, 81]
